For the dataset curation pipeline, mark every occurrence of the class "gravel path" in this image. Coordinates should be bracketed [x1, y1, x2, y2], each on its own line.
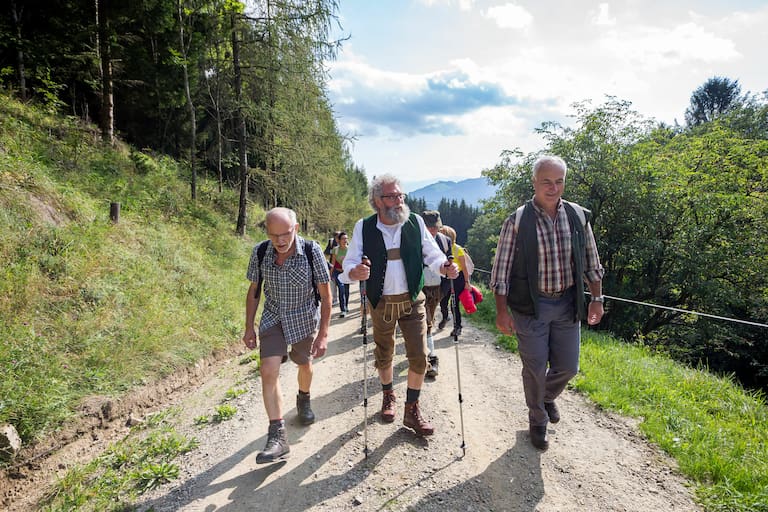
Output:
[132, 287, 701, 512]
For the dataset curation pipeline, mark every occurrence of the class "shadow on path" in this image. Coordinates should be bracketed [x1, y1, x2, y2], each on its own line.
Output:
[405, 430, 543, 512]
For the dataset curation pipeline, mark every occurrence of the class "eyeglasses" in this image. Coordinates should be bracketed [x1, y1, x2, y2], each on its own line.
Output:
[380, 193, 407, 201]
[267, 226, 295, 241]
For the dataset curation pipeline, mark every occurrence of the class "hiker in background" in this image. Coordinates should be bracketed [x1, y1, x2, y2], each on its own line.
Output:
[324, 231, 341, 306]
[341, 174, 458, 436]
[243, 207, 332, 463]
[421, 210, 453, 378]
[490, 155, 605, 451]
[330, 231, 350, 318]
[438, 225, 469, 337]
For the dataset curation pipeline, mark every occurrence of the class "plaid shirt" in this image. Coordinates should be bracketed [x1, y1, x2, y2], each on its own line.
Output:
[490, 199, 604, 296]
[246, 236, 330, 344]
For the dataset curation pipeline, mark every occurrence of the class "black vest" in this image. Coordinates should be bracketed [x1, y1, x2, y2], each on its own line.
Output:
[362, 213, 424, 309]
[506, 200, 590, 320]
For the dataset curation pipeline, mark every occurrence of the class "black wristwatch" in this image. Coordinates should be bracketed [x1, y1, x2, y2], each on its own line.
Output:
[591, 295, 605, 303]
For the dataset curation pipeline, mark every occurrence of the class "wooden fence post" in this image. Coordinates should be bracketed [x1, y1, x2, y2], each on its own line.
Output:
[110, 202, 120, 223]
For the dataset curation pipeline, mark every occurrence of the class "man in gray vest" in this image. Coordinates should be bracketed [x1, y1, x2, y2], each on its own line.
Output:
[490, 155, 605, 450]
[342, 175, 458, 436]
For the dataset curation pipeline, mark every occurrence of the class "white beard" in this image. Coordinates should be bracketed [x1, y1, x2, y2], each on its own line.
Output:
[383, 202, 410, 224]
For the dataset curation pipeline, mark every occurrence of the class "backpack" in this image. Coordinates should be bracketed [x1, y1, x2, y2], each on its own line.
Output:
[461, 246, 474, 276]
[256, 239, 320, 306]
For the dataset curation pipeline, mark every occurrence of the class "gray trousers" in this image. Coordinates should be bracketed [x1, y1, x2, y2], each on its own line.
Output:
[512, 288, 580, 427]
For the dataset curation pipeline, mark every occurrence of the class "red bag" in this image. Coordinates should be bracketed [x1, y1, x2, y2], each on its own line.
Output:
[470, 285, 483, 304]
[459, 288, 477, 314]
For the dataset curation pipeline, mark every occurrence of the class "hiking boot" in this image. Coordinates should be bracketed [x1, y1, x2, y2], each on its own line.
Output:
[403, 401, 434, 436]
[256, 423, 290, 463]
[529, 425, 548, 450]
[426, 355, 439, 378]
[544, 401, 560, 424]
[380, 390, 396, 423]
[438, 317, 448, 330]
[450, 326, 462, 337]
[296, 393, 315, 425]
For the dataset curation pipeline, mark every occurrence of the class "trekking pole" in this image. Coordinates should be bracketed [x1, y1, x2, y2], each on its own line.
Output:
[447, 256, 467, 456]
[361, 256, 371, 458]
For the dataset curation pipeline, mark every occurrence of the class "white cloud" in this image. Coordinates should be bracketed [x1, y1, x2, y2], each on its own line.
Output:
[417, 0, 475, 11]
[598, 22, 741, 72]
[591, 3, 616, 26]
[483, 3, 533, 30]
[330, 1, 768, 183]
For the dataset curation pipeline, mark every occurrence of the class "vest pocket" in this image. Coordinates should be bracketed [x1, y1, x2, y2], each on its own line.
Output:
[506, 276, 535, 315]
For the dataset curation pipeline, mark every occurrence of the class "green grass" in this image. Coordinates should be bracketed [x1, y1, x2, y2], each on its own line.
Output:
[0, 93, 261, 444]
[39, 415, 198, 511]
[468, 284, 768, 511]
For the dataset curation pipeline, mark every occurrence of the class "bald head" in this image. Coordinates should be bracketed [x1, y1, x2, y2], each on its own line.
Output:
[265, 207, 298, 255]
[265, 207, 297, 226]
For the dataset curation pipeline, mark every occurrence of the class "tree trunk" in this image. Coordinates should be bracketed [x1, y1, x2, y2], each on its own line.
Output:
[97, 0, 114, 145]
[178, 0, 197, 200]
[10, 0, 26, 101]
[232, 13, 248, 236]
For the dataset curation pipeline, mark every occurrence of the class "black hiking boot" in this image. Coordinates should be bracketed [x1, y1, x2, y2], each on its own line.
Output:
[296, 393, 316, 425]
[544, 401, 560, 424]
[256, 422, 290, 463]
[426, 355, 439, 378]
[529, 425, 548, 451]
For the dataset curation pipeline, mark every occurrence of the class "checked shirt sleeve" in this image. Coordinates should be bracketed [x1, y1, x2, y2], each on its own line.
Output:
[489, 214, 517, 297]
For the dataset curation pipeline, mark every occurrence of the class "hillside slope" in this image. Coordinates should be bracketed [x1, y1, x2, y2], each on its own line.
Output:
[0, 95, 258, 448]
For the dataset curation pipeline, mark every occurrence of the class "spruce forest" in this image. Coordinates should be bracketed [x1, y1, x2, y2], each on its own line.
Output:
[0, 0, 369, 234]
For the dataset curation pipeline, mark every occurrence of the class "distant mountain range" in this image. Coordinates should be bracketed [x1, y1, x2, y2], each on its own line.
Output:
[407, 177, 497, 208]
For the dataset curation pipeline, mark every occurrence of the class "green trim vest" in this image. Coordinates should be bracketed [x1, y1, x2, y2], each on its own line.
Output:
[362, 213, 424, 309]
[506, 200, 591, 321]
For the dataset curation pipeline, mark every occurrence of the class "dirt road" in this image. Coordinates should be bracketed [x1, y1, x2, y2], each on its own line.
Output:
[131, 287, 700, 512]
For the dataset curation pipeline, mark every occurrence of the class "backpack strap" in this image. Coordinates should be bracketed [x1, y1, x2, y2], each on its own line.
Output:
[513, 204, 526, 233]
[436, 233, 452, 256]
[255, 241, 269, 299]
[304, 240, 320, 306]
[514, 201, 589, 232]
[562, 200, 589, 226]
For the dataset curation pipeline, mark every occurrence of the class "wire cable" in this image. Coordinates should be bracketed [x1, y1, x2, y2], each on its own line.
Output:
[472, 266, 768, 329]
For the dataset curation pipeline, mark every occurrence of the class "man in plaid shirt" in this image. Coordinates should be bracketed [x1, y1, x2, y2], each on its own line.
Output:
[490, 155, 605, 451]
[243, 207, 332, 463]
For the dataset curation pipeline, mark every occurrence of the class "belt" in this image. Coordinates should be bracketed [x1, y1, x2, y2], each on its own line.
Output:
[539, 288, 570, 299]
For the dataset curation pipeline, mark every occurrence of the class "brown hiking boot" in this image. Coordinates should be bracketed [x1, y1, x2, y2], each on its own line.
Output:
[381, 390, 396, 423]
[403, 401, 434, 436]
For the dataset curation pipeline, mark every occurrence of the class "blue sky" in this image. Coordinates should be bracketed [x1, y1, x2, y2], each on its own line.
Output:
[327, 0, 768, 190]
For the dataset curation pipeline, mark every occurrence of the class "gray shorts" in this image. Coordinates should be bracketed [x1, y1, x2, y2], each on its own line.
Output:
[260, 323, 314, 365]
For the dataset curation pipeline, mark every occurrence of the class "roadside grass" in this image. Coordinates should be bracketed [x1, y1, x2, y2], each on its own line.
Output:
[468, 284, 768, 512]
[39, 410, 198, 512]
[0, 93, 260, 444]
